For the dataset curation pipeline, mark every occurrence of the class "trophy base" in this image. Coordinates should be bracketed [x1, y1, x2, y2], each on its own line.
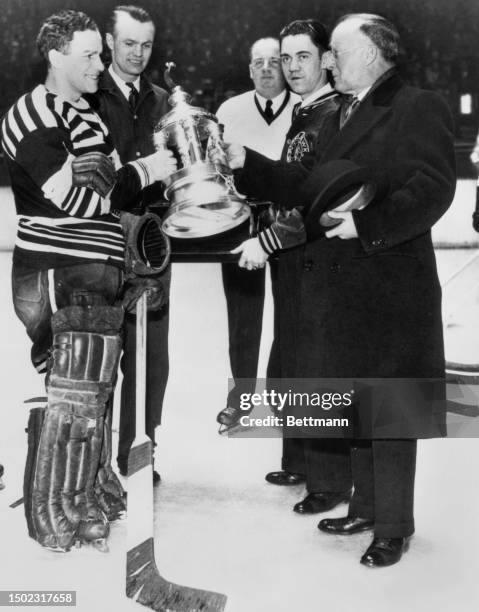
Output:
[162, 197, 251, 238]
[148, 200, 272, 262]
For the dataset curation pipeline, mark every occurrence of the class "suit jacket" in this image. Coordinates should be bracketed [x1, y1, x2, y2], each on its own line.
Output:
[87, 69, 169, 210]
[238, 71, 457, 437]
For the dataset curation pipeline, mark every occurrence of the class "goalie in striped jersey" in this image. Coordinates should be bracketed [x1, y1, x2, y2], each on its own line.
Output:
[1, 10, 176, 551]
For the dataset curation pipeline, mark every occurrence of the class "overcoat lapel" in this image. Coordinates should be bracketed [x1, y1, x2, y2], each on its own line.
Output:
[321, 71, 403, 163]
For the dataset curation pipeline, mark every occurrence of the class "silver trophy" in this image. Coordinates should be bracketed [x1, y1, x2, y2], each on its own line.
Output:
[153, 63, 251, 238]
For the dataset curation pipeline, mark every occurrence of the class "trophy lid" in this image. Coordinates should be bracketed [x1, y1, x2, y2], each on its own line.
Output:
[155, 62, 217, 132]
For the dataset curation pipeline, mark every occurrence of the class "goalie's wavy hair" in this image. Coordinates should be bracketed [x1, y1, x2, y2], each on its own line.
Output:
[37, 10, 98, 63]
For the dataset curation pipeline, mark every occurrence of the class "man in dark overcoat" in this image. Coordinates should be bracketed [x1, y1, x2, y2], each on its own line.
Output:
[227, 13, 456, 567]
[263, 19, 353, 514]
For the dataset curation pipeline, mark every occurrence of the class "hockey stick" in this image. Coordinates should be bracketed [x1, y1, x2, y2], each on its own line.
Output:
[126, 291, 227, 611]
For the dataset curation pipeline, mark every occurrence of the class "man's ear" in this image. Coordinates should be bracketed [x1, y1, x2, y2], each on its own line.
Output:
[106, 33, 114, 52]
[48, 48, 63, 69]
[364, 45, 378, 65]
[320, 52, 330, 69]
[249, 65, 254, 82]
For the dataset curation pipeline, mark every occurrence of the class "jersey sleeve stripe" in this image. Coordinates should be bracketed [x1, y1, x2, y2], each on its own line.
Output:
[16, 95, 37, 133]
[32, 86, 62, 129]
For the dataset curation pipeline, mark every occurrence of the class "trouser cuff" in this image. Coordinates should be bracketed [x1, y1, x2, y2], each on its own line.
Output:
[374, 520, 415, 538]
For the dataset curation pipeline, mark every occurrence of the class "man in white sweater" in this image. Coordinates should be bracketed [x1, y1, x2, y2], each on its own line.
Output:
[216, 38, 298, 431]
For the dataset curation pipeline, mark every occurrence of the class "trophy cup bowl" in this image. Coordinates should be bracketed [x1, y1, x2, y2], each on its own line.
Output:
[153, 64, 251, 238]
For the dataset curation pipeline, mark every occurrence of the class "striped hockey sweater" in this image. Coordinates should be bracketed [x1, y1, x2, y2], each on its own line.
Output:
[2, 84, 146, 269]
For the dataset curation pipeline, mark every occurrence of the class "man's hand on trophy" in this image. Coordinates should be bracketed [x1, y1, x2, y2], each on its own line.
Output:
[72, 152, 117, 197]
[222, 143, 246, 170]
[231, 237, 268, 270]
[139, 149, 178, 183]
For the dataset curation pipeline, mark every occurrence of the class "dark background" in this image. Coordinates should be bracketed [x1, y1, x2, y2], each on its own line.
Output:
[1, 0, 478, 180]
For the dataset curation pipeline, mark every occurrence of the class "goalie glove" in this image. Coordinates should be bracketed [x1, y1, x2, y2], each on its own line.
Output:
[72, 152, 117, 197]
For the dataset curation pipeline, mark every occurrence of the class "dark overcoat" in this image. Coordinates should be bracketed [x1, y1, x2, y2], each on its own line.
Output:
[238, 72, 457, 437]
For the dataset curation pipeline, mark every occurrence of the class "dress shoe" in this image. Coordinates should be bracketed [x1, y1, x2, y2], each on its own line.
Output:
[265, 470, 305, 486]
[318, 515, 374, 534]
[152, 470, 161, 485]
[360, 537, 409, 568]
[294, 490, 352, 514]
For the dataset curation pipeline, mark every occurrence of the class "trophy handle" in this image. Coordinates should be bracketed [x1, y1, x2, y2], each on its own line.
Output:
[164, 62, 177, 91]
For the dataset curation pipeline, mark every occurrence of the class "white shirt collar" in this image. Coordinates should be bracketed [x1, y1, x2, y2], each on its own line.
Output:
[255, 89, 287, 113]
[300, 83, 334, 108]
[354, 86, 372, 102]
[108, 64, 141, 101]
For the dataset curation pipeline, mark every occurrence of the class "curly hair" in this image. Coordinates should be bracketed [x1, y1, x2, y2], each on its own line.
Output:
[36, 10, 98, 62]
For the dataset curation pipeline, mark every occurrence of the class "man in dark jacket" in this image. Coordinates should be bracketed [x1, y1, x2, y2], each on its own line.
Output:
[228, 13, 456, 567]
[88, 5, 170, 482]
[253, 20, 353, 516]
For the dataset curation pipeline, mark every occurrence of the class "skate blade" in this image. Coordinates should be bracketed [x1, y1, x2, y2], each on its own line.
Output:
[91, 538, 109, 553]
[218, 422, 254, 437]
[218, 423, 236, 436]
[73, 537, 109, 553]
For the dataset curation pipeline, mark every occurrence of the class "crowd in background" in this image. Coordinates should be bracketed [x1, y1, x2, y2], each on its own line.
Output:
[0, 0, 478, 163]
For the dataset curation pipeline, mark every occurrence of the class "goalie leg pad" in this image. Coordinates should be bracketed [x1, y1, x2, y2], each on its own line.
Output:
[27, 306, 123, 550]
[29, 402, 77, 550]
[71, 415, 110, 543]
[95, 400, 126, 521]
[24, 406, 46, 541]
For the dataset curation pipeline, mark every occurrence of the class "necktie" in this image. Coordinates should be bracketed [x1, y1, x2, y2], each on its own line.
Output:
[126, 82, 139, 112]
[340, 96, 360, 128]
[292, 101, 301, 120]
[264, 99, 274, 121]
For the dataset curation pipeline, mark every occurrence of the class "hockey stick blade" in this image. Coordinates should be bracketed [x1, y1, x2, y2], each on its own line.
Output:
[126, 292, 227, 611]
[126, 441, 226, 612]
[127, 538, 227, 612]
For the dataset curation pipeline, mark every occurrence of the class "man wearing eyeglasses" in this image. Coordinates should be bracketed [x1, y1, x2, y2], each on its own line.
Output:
[225, 13, 455, 567]
[215, 38, 298, 432]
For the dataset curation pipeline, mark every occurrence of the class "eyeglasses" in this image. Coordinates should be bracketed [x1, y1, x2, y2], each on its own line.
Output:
[250, 57, 281, 70]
